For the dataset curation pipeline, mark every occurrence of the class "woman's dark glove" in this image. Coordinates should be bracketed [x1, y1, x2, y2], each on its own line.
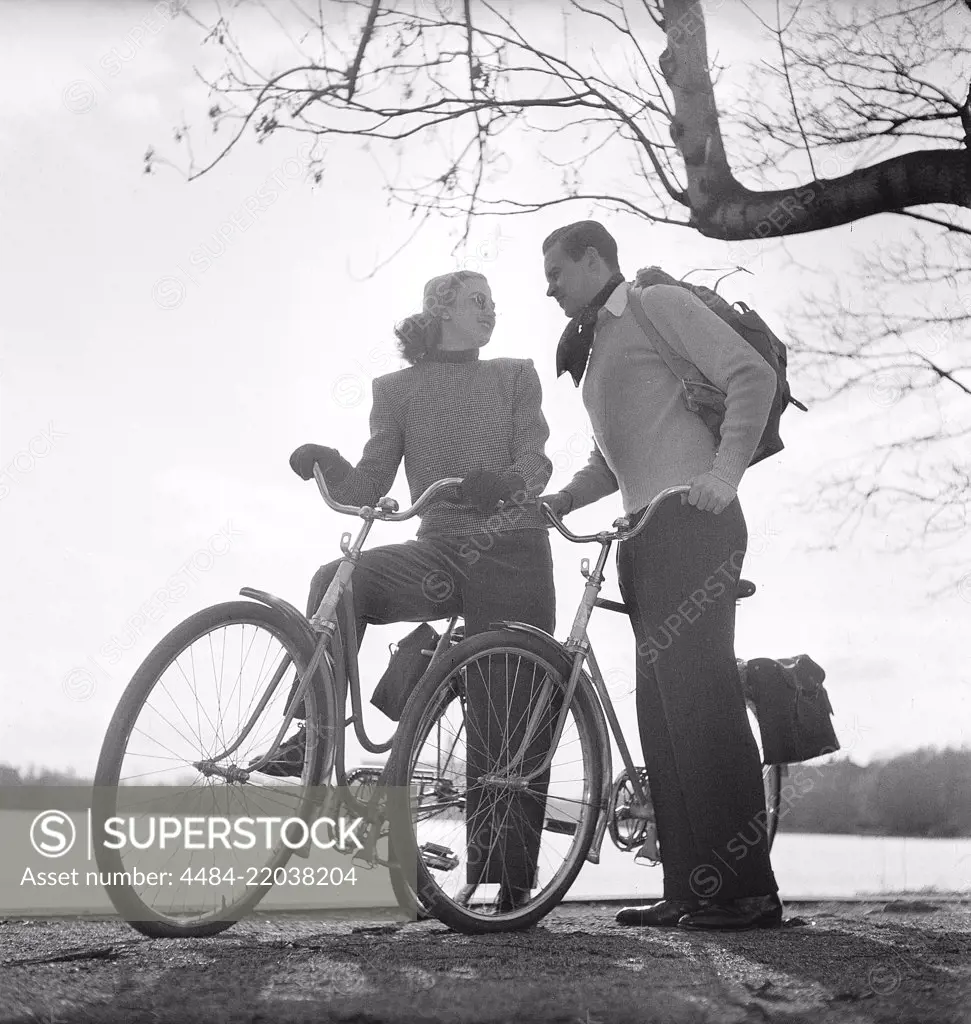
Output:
[289, 444, 352, 484]
[459, 469, 527, 514]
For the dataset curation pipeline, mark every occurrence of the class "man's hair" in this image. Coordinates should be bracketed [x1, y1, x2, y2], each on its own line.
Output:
[542, 220, 620, 273]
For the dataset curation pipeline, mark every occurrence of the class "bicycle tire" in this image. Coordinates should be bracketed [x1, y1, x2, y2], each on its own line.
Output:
[387, 628, 605, 934]
[92, 600, 336, 938]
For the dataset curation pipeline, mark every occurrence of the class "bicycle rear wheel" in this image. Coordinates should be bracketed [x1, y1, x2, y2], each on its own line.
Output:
[92, 601, 337, 937]
[387, 629, 605, 934]
[746, 703, 783, 850]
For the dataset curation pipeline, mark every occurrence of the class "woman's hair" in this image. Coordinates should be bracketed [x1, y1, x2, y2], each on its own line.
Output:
[394, 270, 486, 365]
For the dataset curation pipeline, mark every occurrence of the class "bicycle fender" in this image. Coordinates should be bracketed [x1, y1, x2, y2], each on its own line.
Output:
[239, 588, 318, 650]
[490, 620, 558, 645]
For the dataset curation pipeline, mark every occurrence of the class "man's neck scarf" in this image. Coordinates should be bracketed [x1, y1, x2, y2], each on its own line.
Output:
[555, 272, 626, 387]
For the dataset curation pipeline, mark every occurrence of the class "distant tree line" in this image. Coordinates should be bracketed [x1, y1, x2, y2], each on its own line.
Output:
[778, 747, 971, 838]
[2, 746, 969, 837]
[0, 764, 85, 786]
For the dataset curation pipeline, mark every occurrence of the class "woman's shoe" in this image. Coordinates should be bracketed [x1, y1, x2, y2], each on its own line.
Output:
[678, 893, 783, 931]
[247, 724, 307, 777]
[615, 899, 701, 927]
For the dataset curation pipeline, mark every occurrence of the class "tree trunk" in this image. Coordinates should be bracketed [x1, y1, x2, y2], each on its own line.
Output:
[660, 0, 971, 239]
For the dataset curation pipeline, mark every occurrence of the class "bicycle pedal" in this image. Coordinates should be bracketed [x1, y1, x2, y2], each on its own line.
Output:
[283, 820, 313, 859]
[350, 821, 383, 870]
[544, 817, 578, 836]
[352, 851, 378, 870]
[633, 836, 661, 866]
[419, 842, 458, 872]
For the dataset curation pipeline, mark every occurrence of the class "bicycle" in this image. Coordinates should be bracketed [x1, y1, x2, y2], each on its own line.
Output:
[91, 469, 477, 938]
[384, 485, 783, 934]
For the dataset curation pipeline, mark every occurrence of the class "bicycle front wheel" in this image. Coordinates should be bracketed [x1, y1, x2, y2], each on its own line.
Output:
[387, 629, 605, 934]
[92, 600, 337, 938]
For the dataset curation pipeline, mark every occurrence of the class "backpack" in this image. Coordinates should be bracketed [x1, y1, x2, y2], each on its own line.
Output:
[630, 267, 808, 466]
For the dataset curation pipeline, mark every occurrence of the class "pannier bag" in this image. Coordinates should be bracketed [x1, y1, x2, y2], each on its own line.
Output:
[370, 622, 441, 721]
[739, 654, 840, 765]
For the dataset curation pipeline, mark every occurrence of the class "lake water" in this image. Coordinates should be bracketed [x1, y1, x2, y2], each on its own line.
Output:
[564, 831, 971, 901]
[4, 809, 969, 917]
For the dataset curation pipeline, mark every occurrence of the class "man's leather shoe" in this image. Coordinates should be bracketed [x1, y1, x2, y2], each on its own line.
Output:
[678, 893, 783, 931]
[615, 899, 700, 927]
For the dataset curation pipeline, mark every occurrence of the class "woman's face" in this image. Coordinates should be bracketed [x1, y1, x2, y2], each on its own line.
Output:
[444, 276, 496, 348]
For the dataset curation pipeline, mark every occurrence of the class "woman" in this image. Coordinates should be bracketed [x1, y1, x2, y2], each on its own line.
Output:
[261, 270, 556, 910]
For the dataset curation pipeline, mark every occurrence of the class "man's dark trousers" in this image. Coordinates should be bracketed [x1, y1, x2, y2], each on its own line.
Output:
[305, 528, 557, 890]
[617, 495, 778, 902]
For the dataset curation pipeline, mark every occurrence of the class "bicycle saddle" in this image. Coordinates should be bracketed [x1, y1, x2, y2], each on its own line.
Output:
[597, 579, 757, 616]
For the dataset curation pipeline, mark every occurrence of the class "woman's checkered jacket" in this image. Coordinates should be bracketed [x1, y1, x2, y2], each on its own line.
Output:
[329, 354, 553, 539]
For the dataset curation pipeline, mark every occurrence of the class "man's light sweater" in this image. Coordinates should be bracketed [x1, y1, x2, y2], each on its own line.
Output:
[563, 283, 776, 516]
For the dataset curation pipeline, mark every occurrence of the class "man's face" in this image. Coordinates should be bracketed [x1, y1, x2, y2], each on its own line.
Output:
[544, 242, 600, 318]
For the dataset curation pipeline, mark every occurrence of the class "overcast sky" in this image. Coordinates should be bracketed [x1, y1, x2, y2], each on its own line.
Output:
[1, 0, 968, 778]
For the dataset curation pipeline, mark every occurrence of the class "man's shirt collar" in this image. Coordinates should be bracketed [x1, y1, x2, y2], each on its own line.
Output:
[599, 281, 629, 319]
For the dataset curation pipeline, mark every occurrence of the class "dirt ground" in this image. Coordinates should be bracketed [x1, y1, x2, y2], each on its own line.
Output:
[1, 899, 969, 1024]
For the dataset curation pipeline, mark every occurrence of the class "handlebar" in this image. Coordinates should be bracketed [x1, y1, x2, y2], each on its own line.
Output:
[314, 461, 690, 541]
[313, 464, 465, 522]
[539, 485, 691, 545]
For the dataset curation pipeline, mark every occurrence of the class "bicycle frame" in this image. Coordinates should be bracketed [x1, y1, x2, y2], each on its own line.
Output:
[494, 485, 693, 865]
[266, 468, 468, 788]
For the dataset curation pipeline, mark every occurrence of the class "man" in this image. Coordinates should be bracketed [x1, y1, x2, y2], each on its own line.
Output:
[539, 221, 783, 930]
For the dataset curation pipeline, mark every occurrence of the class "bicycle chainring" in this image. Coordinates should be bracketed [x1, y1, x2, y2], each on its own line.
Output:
[608, 767, 656, 852]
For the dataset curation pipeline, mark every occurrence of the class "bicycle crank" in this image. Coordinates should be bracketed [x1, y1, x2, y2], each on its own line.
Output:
[608, 767, 660, 863]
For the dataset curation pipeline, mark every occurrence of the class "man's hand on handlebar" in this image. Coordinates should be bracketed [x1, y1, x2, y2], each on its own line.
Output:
[537, 491, 574, 520]
[290, 443, 352, 484]
[682, 472, 736, 515]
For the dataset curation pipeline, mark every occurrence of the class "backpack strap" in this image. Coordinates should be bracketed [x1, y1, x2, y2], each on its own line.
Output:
[625, 284, 706, 385]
